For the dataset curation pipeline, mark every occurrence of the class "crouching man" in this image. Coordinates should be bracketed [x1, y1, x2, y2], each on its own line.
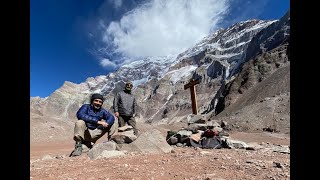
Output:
[70, 93, 115, 157]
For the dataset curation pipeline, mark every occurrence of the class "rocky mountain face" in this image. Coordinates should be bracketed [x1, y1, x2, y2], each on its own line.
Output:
[30, 11, 290, 142]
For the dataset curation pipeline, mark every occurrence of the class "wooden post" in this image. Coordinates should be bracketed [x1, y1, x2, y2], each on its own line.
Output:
[184, 79, 200, 114]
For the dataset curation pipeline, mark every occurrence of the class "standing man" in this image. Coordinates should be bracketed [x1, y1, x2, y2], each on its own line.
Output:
[70, 93, 115, 157]
[113, 81, 139, 135]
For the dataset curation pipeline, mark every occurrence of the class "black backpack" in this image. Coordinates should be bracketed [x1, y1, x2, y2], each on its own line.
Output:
[201, 136, 222, 149]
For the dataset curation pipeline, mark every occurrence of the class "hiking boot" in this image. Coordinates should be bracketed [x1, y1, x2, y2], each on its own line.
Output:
[82, 141, 93, 153]
[69, 141, 83, 157]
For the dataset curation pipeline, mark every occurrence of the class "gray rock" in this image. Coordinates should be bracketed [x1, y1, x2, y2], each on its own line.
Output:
[88, 141, 117, 160]
[95, 150, 126, 159]
[118, 129, 173, 154]
[225, 139, 249, 149]
[187, 114, 206, 124]
[111, 130, 137, 144]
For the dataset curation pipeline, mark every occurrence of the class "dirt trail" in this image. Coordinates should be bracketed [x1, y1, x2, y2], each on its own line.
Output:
[30, 131, 290, 159]
[30, 131, 290, 180]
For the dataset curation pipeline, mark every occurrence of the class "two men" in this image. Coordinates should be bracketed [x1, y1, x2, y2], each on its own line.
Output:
[70, 81, 138, 157]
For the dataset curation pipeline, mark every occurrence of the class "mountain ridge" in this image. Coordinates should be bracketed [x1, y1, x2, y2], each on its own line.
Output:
[30, 10, 290, 143]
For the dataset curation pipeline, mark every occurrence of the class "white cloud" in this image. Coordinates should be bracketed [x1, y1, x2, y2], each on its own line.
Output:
[100, 0, 230, 58]
[109, 0, 123, 9]
[100, 58, 117, 68]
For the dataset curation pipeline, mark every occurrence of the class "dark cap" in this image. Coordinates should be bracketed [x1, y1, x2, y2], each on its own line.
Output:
[125, 81, 133, 86]
[90, 93, 104, 103]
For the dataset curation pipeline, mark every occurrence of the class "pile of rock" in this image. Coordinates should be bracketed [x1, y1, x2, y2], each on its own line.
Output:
[83, 116, 290, 160]
[166, 114, 229, 147]
[165, 114, 290, 154]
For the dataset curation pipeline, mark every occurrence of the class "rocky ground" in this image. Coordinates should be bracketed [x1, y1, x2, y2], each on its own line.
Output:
[30, 86, 291, 180]
[30, 123, 290, 180]
[29, 18, 291, 179]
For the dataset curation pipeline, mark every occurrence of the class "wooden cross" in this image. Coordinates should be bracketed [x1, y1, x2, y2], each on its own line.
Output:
[184, 79, 200, 115]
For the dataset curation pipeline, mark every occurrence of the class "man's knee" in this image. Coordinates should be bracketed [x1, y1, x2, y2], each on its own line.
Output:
[109, 123, 118, 136]
[90, 128, 105, 140]
[75, 120, 86, 127]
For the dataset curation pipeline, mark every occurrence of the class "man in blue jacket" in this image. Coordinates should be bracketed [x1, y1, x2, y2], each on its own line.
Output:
[70, 93, 115, 157]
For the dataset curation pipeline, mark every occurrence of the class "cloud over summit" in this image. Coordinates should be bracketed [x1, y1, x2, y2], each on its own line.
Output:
[99, 0, 230, 59]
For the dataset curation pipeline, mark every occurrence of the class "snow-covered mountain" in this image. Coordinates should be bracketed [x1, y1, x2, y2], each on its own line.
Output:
[30, 10, 290, 141]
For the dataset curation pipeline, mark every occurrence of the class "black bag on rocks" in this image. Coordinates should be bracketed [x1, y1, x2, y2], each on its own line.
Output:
[201, 136, 222, 149]
[166, 130, 178, 145]
[198, 129, 222, 149]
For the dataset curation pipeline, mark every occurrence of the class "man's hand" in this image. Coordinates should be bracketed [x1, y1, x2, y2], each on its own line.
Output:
[114, 112, 119, 117]
[98, 120, 109, 128]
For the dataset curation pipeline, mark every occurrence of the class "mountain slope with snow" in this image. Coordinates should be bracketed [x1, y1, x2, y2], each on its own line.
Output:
[30, 11, 290, 142]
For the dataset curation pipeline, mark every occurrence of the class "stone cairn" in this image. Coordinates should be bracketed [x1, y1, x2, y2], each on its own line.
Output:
[166, 114, 229, 148]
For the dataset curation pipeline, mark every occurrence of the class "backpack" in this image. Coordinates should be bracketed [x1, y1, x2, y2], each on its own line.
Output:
[201, 136, 222, 149]
[199, 129, 222, 148]
[166, 130, 178, 145]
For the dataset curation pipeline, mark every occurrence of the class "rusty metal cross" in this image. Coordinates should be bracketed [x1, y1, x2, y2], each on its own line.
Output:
[184, 79, 200, 115]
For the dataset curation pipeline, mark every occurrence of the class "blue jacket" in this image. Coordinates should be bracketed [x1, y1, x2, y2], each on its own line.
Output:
[76, 104, 115, 130]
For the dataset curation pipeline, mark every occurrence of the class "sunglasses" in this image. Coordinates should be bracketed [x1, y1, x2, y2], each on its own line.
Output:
[126, 84, 133, 87]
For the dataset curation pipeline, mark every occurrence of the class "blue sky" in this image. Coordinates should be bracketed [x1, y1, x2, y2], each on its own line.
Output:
[31, 0, 290, 98]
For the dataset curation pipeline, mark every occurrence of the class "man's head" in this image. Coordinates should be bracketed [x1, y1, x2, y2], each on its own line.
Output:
[90, 93, 104, 110]
[125, 81, 133, 91]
